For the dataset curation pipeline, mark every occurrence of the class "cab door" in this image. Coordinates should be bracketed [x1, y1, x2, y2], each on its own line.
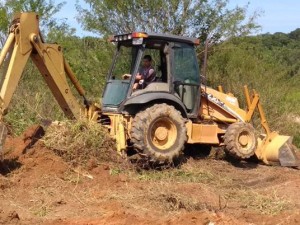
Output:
[171, 42, 201, 117]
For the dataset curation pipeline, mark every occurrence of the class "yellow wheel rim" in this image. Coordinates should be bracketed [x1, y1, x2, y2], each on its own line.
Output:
[238, 130, 254, 154]
[150, 118, 177, 150]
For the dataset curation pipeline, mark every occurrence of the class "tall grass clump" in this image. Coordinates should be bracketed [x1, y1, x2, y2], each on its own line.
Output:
[43, 120, 116, 166]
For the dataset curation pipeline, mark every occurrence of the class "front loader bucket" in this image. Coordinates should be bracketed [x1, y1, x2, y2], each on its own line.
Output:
[256, 132, 300, 167]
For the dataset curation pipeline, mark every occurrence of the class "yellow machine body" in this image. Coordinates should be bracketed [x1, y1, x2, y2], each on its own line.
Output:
[103, 84, 299, 166]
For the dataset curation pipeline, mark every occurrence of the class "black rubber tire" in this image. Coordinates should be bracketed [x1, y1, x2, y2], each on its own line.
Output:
[130, 103, 187, 163]
[224, 122, 257, 159]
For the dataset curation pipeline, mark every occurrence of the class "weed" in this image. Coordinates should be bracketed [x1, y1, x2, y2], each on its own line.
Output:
[226, 188, 291, 215]
[33, 205, 51, 217]
[42, 120, 116, 167]
[62, 170, 82, 184]
[30, 200, 52, 217]
[158, 193, 213, 212]
[135, 166, 230, 187]
[109, 167, 123, 175]
[137, 169, 209, 182]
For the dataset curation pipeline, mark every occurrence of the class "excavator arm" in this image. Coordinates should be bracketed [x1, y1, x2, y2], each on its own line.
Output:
[0, 12, 88, 121]
[0, 12, 96, 150]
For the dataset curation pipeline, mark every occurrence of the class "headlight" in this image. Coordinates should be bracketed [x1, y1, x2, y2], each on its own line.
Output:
[132, 37, 143, 45]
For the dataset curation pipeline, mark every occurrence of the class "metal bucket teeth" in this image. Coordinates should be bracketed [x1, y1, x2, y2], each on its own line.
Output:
[279, 143, 300, 167]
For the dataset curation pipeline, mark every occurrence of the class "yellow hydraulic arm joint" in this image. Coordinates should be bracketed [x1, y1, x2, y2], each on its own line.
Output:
[244, 85, 271, 136]
[0, 12, 95, 150]
[0, 12, 88, 120]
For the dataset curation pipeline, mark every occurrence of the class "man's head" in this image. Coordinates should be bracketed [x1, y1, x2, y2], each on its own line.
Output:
[142, 55, 152, 68]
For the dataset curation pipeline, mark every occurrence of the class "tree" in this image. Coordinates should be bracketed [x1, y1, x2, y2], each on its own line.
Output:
[289, 28, 300, 40]
[0, 0, 65, 46]
[77, 0, 260, 43]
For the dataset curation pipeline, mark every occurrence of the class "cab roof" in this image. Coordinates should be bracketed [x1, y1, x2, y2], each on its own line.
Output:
[145, 32, 199, 45]
[111, 32, 200, 46]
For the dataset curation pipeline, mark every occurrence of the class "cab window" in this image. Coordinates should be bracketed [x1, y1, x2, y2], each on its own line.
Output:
[173, 43, 200, 84]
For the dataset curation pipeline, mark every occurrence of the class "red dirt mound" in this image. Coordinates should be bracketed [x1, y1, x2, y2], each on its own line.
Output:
[0, 125, 300, 224]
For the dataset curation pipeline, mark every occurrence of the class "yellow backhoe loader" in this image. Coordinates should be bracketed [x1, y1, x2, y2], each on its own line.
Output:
[0, 12, 298, 167]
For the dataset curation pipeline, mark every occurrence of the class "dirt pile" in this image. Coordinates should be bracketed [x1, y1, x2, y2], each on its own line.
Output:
[0, 125, 299, 224]
[0, 210, 20, 225]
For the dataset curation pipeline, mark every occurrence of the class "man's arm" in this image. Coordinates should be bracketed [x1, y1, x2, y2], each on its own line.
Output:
[135, 74, 142, 80]
[123, 73, 143, 80]
[122, 74, 131, 79]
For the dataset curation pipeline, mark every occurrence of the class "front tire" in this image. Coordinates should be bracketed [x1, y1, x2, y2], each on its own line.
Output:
[224, 122, 257, 159]
[130, 103, 187, 163]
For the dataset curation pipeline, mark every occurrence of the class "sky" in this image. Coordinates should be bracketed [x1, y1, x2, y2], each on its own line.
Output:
[56, 0, 300, 37]
[229, 0, 300, 34]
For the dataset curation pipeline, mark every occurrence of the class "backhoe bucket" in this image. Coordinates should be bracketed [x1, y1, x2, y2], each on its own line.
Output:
[256, 132, 300, 167]
[0, 123, 8, 152]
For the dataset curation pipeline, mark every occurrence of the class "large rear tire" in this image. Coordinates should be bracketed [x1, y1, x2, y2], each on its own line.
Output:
[224, 122, 257, 159]
[130, 103, 187, 163]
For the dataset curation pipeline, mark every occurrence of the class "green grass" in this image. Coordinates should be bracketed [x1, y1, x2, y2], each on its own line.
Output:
[136, 169, 214, 183]
[226, 188, 291, 215]
[32, 205, 52, 217]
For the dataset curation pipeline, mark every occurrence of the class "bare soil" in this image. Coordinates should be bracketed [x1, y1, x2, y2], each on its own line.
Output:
[0, 126, 300, 225]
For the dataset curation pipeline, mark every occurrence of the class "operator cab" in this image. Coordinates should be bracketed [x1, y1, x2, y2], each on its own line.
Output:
[102, 32, 201, 118]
